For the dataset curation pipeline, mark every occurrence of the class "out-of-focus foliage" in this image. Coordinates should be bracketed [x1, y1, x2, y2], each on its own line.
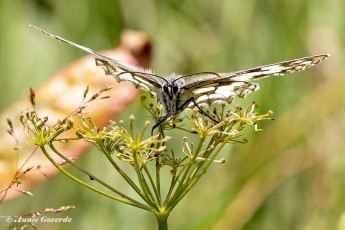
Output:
[0, 0, 343, 229]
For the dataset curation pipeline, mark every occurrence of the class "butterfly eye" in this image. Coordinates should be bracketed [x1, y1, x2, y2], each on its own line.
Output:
[163, 85, 169, 94]
[172, 85, 179, 94]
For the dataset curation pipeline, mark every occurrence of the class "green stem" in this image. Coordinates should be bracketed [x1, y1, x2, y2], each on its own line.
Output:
[156, 153, 161, 203]
[97, 141, 150, 205]
[166, 136, 205, 211]
[155, 209, 169, 230]
[143, 165, 161, 204]
[169, 133, 235, 210]
[132, 149, 158, 211]
[163, 175, 177, 206]
[141, 172, 156, 202]
[187, 135, 219, 180]
[155, 127, 165, 204]
[48, 143, 144, 207]
[40, 145, 151, 211]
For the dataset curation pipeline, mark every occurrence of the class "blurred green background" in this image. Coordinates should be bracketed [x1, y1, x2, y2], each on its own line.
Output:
[1, 0, 344, 229]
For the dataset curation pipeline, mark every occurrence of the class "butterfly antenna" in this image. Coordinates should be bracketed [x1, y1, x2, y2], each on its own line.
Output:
[172, 71, 222, 84]
[116, 71, 169, 84]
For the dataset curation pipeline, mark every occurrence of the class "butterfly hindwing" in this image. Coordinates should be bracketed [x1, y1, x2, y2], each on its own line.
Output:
[189, 81, 258, 107]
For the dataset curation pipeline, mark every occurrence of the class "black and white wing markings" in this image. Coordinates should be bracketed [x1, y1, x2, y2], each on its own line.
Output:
[30, 25, 160, 93]
[94, 59, 161, 97]
[180, 54, 330, 107]
[31, 25, 330, 132]
[219, 54, 329, 81]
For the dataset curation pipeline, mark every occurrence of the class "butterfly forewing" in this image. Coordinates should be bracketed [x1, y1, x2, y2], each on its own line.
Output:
[95, 59, 160, 94]
[181, 54, 329, 107]
[219, 54, 329, 81]
[30, 25, 159, 94]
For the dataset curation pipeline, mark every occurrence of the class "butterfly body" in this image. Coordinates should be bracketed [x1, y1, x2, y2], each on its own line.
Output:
[31, 25, 330, 132]
[157, 75, 187, 115]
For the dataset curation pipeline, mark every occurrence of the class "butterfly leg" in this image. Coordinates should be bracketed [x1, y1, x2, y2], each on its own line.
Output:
[178, 97, 218, 123]
[151, 112, 171, 135]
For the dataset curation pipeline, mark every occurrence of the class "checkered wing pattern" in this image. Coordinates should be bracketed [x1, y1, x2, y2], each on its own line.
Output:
[180, 54, 329, 106]
[30, 25, 160, 95]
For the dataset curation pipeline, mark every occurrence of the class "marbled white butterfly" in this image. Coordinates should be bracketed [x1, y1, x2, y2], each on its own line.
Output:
[31, 25, 329, 132]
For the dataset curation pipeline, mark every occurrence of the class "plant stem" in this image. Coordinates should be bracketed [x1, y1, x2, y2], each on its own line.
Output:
[132, 149, 158, 210]
[97, 141, 148, 202]
[40, 145, 151, 211]
[166, 136, 205, 211]
[143, 165, 161, 204]
[155, 209, 169, 230]
[169, 133, 236, 210]
[49, 143, 143, 206]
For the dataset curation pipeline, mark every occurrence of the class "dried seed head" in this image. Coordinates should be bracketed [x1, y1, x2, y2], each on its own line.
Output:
[157, 146, 166, 152]
[83, 85, 89, 98]
[6, 117, 13, 129]
[29, 87, 36, 106]
[21, 190, 34, 196]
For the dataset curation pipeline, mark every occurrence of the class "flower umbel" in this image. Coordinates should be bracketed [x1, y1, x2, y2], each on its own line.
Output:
[13, 89, 273, 230]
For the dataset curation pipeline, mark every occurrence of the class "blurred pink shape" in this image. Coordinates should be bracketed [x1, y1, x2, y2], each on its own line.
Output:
[0, 30, 152, 200]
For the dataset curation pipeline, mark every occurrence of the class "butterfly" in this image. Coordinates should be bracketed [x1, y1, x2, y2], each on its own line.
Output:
[30, 25, 329, 133]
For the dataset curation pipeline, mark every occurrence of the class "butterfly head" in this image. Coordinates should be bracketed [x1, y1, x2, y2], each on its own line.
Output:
[162, 83, 179, 100]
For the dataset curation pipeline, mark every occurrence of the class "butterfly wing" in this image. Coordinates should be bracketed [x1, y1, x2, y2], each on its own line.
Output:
[94, 59, 159, 94]
[31, 25, 161, 95]
[181, 54, 329, 106]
